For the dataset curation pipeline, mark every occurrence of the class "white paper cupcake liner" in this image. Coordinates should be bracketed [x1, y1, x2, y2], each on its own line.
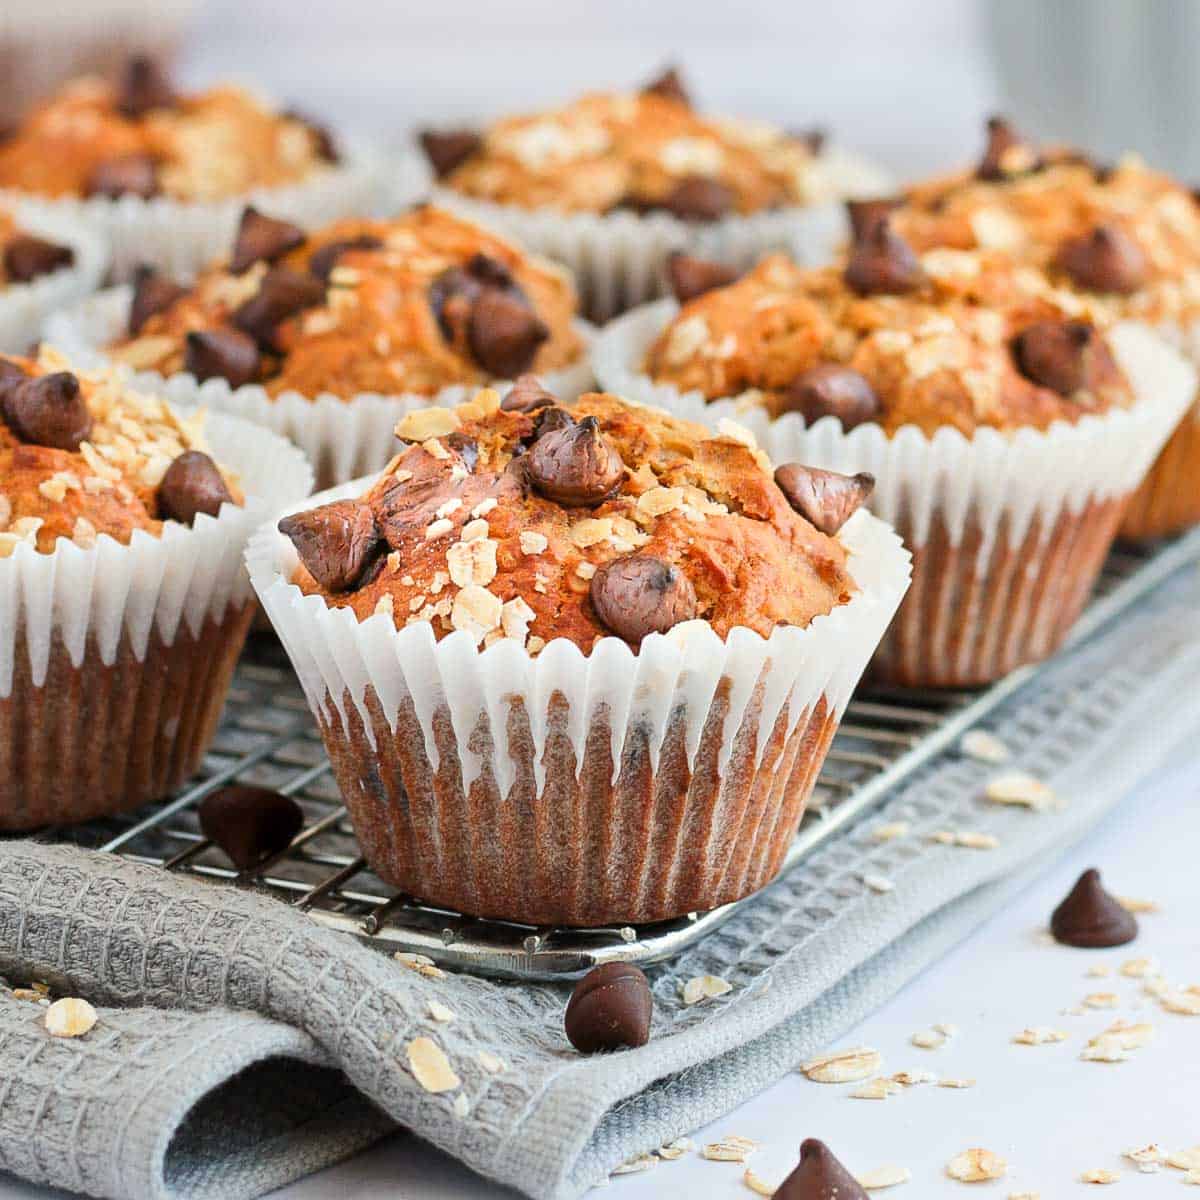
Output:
[0, 141, 384, 284]
[44, 286, 597, 489]
[428, 145, 891, 322]
[0, 203, 109, 354]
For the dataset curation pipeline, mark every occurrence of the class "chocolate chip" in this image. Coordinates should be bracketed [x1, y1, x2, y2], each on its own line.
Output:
[844, 219, 924, 296]
[977, 115, 1039, 181]
[1011, 320, 1115, 395]
[795, 126, 827, 156]
[3, 372, 92, 452]
[278, 499, 383, 592]
[502, 374, 559, 413]
[128, 266, 187, 335]
[429, 254, 514, 336]
[1050, 868, 1137, 949]
[774, 463, 875, 535]
[775, 1139, 868, 1200]
[418, 129, 483, 178]
[469, 289, 549, 378]
[781, 365, 881, 430]
[590, 554, 699, 645]
[665, 253, 739, 303]
[526, 414, 624, 506]
[198, 785, 304, 871]
[308, 235, 383, 282]
[158, 450, 234, 524]
[2, 234, 74, 284]
[1054, 223, 1147, 295]
[283, 107, 340, 164]
[0, 358, 28, 400]
[84, 153, 159, 199]
[115, 55, 177, 119]
[564, 963, 652, 1053]
[659, 175, 734, 222]
[230, 206, 307, 275]
[642, 65, 691, 107]
[184, 329, 260, 388]
[845, 196, 903, 241]
[233, 267, 325, 352]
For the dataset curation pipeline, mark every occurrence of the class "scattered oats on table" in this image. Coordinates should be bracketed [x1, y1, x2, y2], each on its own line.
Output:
[1012, 1026, 1068, 1045]
[406, 1036, 461, 1093]
[43, 997, 97, 1038]
[1123, 1144, 1164, 1172]
[946, 1148, 1007, 1182]
[702, 1135, 758, 1163]
[871, 821, 910, 843]
[857, 1164, 912, 1189]
[682, 974, 733, 1005]
[1080, 1168, 1120, 1184]
[960, 729, 1011, 763]
[850, 1076, 904, 1100]
[801, 1046, 882, 1083]
[984, 771, 1055, 810]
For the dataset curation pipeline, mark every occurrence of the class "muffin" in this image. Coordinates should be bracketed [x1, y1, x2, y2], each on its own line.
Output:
[46, 204, 594, 488]
[593, 227, 1195, 686]
[0, 56, 378, 280]
[0, 346, 311, 827]
[893, 118, 1200, 541]
[419, 66, 889, 320]
[248, 384, 910, 925]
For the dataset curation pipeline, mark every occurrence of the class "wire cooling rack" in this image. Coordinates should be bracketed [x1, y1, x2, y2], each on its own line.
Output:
[47, 527, 1200, 979]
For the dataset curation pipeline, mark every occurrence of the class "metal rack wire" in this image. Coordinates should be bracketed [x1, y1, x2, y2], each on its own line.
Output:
[47, 527, 1200, 979]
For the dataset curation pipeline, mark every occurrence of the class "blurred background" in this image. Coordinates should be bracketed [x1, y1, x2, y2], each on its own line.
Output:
[1, 0, 1193, 182]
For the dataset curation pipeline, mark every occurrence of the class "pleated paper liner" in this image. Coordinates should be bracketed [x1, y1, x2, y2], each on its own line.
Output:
[248, 488, 911, 926]
[593, 300, 1197, 686]
[0, 409, 313, 828]
[1120, 397, 1200, 541]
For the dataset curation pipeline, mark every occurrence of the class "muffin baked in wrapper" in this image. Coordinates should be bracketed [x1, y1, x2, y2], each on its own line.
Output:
[248, 494, 910, 926]
[45, 287, 596, 490]
[0, 409, 312, 828]
[593, 299, 1196, 687]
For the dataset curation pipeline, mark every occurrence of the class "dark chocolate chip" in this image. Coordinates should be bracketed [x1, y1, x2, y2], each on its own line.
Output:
[230, 206, 307, 275]
[501, 374, 559, 413]
[977, 115, 1039, 182]
[2, 372, 91, 451]
[115, 55, 177, 119]
[184, 329, 260, 388]
[1011, 320, 1114, 395]
[84, 153, 159, 199]
[283, 107, 340, 164]
[564, 963, 653, 1053]
[845, 196, 903, 241]
[526, 414, 624, 505]
[844, 219, 924, 296]
[428, 254, 518, 341]
[3, 234, 74, 284]
[468, 288, 549, 378]
[418, 129, 483, 178]
[781, 365, 881, 430]
[128, 266, 187, 335]
[277, 499, 383, 593]
[642, 65, 691, 107]
[158, 450, 234, 524]
[233, 267, 325, 352]
[665, 252, 740, 303]
[1054, 224, 1147, 295]
[1050, 868, 1138, 949]
[659, 175, 734, 222]
[590, 554, 699, 644]
[795, 126, 827, 156]
[198, 785, 304, 871]
[0, 358, 28, 401]
[775, 1139, 869, 1200]
[774, 463, 875, 535]
[308, 234, 383, 282]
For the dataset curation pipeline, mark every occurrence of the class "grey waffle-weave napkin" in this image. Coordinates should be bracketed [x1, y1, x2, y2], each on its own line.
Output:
[1, 565, 1199, 1200]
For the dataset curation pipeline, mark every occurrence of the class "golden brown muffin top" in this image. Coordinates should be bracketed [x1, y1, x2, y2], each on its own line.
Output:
[0, 348, 242, 556]
[424, 68, 829, 219]
[645, 247, 1136, 437]
[279, 383, 869, 655]
[111, 205, 584, 400]
[0, 211, 76, 288]
[0, 57, 337, 202]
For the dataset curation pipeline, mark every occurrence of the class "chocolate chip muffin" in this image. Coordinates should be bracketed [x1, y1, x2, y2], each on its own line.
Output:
[0, 346, 311, 827]
[250, 382, 910, 925]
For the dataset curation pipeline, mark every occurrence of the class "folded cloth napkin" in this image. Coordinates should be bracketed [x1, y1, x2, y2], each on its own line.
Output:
[1, 564, 1199, 1200]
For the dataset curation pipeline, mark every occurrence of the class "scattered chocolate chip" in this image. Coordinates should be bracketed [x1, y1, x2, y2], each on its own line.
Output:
[775, 1139, 869, 1200]
[1050, 868, 1137, 948]
[184, 329, 260, 388]
[198, 785, 304, 871]
[1011, 319, 1115, 395]
[526, 414, 624, 506]
[2, 234, 74, 284]
[564, 963, 653, 1053]
[233, 267, 325, 351]
[665, 252, 739, 303]
[642, 65, 691, 107]
[794, 126, 827, 156]
[845, 196, 903, 241]
[283, 107, 340, 163]
[502, 374, 559, 413]
[84, 153, 159, 199]
[128, 265, 187, 335]
[781, 365, 881, 430]
[158, 450, 234, 524]
[590, 554, 698, 644]
[1054, 223, 1147, 294]
[774, 463, 875, 535]
[844, 219, 924, 295]
[308, 234, 383, 282]
[418, 129, 483, 178]
[115, 55, 177, 119]
[2, 372, 91, 451]
[278, 499, 383, 592]
[230, 206, 307, 275]
[469, 288, 549, 378]
[659, 175, 734, 222]
[977, 115, 1039, 181]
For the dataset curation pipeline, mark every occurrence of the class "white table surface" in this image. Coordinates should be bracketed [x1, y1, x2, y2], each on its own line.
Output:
[3, 735, 1195, 1199]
